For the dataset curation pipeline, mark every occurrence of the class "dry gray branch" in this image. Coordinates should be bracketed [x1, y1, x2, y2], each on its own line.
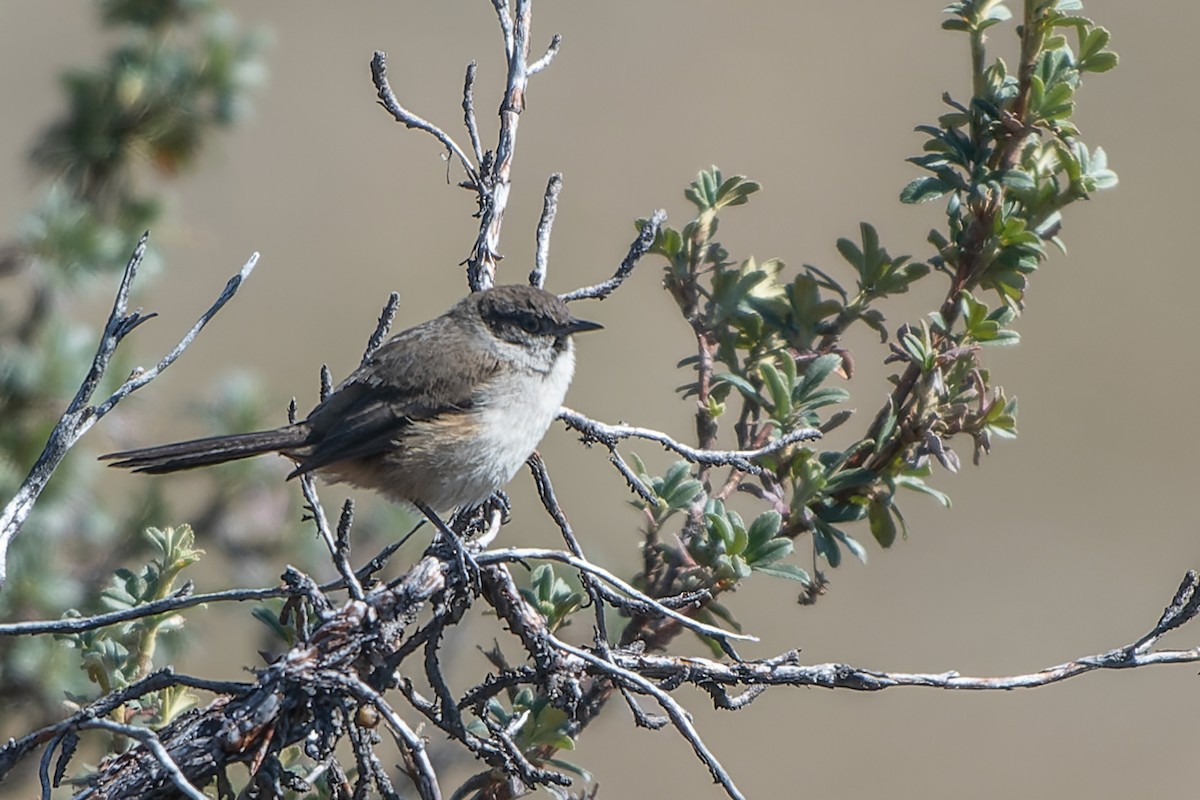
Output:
[0, 237, 258, 588]
[558, 406, 823, 475]
[477, 546, 757, 645]
[559, 209, 668, 302]
[530, 172, 563, 288]
[370, 51, 479, 188]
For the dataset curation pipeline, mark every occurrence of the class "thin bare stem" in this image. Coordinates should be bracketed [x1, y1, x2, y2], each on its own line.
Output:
[324, 671, 442, 800]
[613, 637, 1200, 693]
[529, 173, 563, 288]
[526, 453, 612, 643]
[461, 61, 485, 165]
[558, 406, 821, 474]
[299, 474, 364, 600]
[476, 547, 757, 644]
[362, 291, 400, 365]
[371, 51, 480, 187]
[75, 719, 207, 800]
[549, 635, 745, 800]
[0, 242, 257, 588]
[491, 0, 515, 57]
[0, 535, 413, 638]
[528, 33, 562, 75]
[559, 210, 667, 302]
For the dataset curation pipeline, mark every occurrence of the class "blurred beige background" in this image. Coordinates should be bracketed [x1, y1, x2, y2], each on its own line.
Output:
[4, 1, 1200, 797]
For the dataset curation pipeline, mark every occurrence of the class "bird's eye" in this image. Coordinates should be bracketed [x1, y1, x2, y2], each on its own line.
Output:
[518, 316, 541, 334]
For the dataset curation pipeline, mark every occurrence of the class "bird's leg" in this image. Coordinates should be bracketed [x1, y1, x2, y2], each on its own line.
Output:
[415, 501, 480, 595]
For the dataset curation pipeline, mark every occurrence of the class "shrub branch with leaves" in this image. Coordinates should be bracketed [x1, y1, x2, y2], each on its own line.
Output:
[626, 0, 1120, 613]
[6, 4, 1199, 800]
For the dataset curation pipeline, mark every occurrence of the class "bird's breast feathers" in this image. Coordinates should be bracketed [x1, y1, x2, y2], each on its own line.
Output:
[374, 342, 575, 510]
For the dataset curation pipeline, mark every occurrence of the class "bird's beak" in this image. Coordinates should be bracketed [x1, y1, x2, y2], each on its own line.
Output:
[561, 316, 603, 335]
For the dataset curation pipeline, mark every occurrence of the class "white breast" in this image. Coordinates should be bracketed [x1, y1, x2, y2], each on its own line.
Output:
[475, 342, 576, 487]
[387, 342, 576, 511]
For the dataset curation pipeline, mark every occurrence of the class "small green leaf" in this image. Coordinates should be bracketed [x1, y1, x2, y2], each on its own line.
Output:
[714, 372, 758, 401]
[822, 467, 876, 494]
[665, 478, 704, 509]
[754, 562, 811, 583]
[746, 511, 782, 551]
[759, 361, 792, 418]
[706, 509, 735, 548]
[836, 237, 864, 274]
[747, 538, 792, 567]
[900, 176, 953, 204]
[894, 474, 952, 508]
[813, 521, 842, 568]
[874, 399, 898, 457]
[794, 353, 841, 401]
[832, 528, 868, 564]
[868, 499, 898, 548]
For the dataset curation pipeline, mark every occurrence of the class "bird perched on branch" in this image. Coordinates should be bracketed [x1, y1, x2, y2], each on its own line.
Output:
[103, 284, 601, 517]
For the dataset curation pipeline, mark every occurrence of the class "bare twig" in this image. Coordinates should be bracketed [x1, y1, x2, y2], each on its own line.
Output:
[1137, 568, 1200, 649]
[299, 473, 364, 600]
[476, 547, 757, 645]
[0, 240, 258, 588]
[607, 447, 658, 504]
[529, 173, 563, 288]
[558, 406, 822, 475]
[319, 364, 333, 402]
[0, 534, 413, 638]
[10, 558, 451, 798]
[466, 0, 552, 291]
[370, 51, 480, 187]
[528, 33, 562, 75]
[0, 667, 246, 782]
[491, 0, 515, 57]
[612, 615, 1200, 694]
[525, 454, 611, 635]
[559, 210, 667, 302]
[550, 635, 745, 800]
[94, 253, 259, 420]
[481, 710, 571, 790]
[362, 291, 401, 365]
[0, 585, 281, 637]
[461, 61, 485, 166]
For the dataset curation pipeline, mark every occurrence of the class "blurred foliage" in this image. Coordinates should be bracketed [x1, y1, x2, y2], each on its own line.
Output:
[60, 526, 204, 726]
[0, 0, 269, 744]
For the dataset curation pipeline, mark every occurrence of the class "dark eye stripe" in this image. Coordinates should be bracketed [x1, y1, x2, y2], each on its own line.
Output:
[507, 310, 546, 334]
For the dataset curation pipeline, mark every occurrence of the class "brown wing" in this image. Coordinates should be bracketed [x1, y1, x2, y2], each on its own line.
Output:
[289, 316, 501, 477]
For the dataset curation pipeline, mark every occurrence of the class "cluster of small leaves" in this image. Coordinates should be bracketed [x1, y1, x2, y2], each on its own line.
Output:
[520, 564, 585, 633]
[627, 456, 704, 526]
[692, 502, 807, 585]
[629, 171, 919, 606]
[614, 0, 1117, 622]
[25, 0, 267, 279]
[60, 527, 203, 726]
[906, 0, 1118, 306]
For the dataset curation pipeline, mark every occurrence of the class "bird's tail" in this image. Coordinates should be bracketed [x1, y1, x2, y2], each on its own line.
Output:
[101, 425, 310, 474]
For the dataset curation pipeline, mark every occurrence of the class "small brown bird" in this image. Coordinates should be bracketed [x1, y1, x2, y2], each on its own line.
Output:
[103, 285, 601, 513]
